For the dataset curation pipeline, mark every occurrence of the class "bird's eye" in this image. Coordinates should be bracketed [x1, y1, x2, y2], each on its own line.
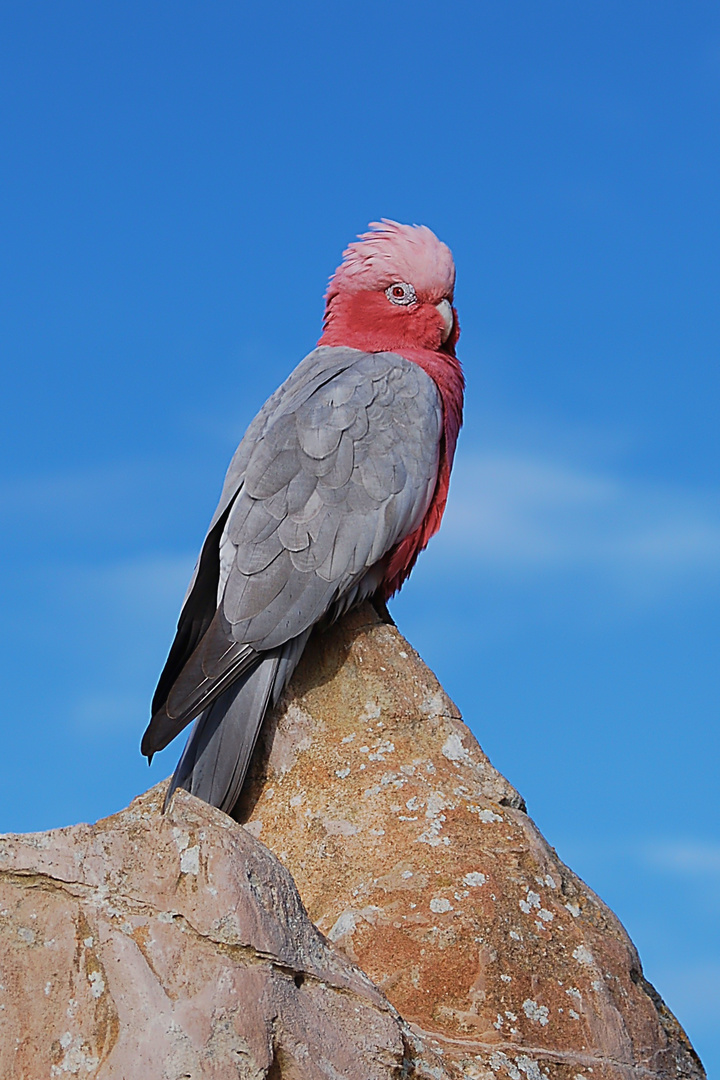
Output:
[385, 282, 417, 306]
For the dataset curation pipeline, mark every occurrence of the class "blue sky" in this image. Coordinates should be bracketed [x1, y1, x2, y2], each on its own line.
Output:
[1, 1, 718, 1069]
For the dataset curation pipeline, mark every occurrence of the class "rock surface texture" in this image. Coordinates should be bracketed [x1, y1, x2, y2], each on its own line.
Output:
[0, 606, 705, 1079]
[238, 604, 705, 1080]
[0, 784, 432, 1079]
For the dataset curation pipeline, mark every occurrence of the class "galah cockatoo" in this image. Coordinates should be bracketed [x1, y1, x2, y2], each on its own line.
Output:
[141, 221, 463, 815]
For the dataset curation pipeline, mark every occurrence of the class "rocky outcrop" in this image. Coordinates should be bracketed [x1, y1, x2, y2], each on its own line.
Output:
[238, 604, 705, 1080]
[0, 604, 705, 1079]
[0, 783, 435, 1078]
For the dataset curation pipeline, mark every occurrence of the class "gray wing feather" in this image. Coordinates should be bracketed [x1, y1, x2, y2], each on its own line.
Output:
[163, 621, 314, 815]
[164, 652, 278, 813]
[179, 347, 367, 607]
[219, 350, 442, 652]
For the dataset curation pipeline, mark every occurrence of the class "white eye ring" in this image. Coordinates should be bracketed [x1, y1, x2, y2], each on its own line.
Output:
[385, 282, 417, 306]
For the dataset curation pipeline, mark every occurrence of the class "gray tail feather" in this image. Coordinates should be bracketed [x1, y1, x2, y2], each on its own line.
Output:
[269, 629, 310, 707]
[164, 630, 311, 816]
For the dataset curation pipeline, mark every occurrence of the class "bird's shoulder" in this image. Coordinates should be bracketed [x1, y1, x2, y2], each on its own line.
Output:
[236, 346, 441, 515]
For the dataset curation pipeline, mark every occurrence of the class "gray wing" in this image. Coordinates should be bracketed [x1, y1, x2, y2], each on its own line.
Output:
[146, 346, 369, 731]
[177, 346, 368, 608]
[220, 349, 442, 650]
[143, 346, 441, 756]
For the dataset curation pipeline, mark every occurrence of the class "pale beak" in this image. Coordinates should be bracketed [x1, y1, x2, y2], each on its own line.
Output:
[435, 299, 454, 344]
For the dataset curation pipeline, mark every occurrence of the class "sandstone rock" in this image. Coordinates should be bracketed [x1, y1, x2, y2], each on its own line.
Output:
[0, 604, 705, 1079]
[0, 783, 436, 1079]
[238, 604, 705, 1080]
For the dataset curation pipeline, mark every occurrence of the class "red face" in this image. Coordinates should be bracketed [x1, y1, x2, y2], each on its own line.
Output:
[320, 283, 459, 356]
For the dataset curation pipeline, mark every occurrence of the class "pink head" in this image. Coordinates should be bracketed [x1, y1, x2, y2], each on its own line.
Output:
[319, 220, 460, 355]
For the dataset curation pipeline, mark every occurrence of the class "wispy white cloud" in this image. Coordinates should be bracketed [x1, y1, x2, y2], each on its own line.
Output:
[430, 451, 720, 586]
[649, 961, 720, 1029]
[70, 692, 148, 735]
[35, 554, 197, 738]
[0, 461, 165, 516]
[642, 840, 720, 877]
[0, 458, 219, 557]
[550, 836, 720, 887]
[77, 553, 196, 609]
